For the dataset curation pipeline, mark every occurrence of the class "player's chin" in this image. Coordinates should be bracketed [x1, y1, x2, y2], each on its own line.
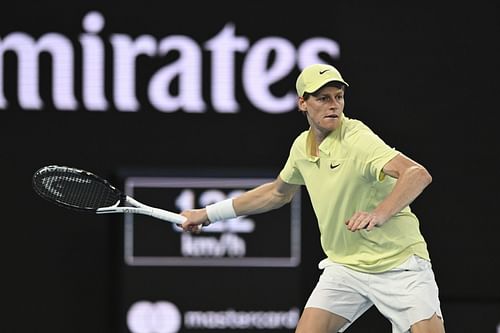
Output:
[320, 119, 340, 131]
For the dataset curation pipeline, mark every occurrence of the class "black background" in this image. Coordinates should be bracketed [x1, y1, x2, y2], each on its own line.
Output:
[2, 1, 499, 332]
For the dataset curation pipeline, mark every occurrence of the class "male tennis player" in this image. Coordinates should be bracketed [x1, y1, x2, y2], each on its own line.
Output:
[180, 63, 445, 333]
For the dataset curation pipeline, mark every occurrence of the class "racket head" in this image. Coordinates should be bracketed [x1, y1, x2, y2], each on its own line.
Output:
[32, 165, 122, 212]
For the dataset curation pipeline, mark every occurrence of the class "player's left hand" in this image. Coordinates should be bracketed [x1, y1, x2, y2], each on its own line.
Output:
[345, 211, 386, 232]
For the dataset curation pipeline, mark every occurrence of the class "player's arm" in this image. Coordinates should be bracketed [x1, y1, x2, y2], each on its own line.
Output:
[180, 176, 299, 232]
[375, 153, 432, 218]
[233, 176, 299, 215]
[346, 153, 432, 231]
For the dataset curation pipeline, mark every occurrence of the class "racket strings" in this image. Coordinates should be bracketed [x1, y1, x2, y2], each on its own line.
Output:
[35, 171, 119, 210]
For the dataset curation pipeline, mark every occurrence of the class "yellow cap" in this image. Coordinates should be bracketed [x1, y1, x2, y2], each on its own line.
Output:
[295, 64, 349, 97]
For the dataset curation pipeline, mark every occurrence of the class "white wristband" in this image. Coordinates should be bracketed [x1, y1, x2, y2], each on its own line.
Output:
[206, 198, 237, 223]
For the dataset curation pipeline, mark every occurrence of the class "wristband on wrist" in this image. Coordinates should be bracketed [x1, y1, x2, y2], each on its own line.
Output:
[205, 198, 237, 223]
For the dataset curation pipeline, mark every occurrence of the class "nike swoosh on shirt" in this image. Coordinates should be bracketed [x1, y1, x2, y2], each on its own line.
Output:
[330, 163, 340, 169]
[319, 69, 330, 74]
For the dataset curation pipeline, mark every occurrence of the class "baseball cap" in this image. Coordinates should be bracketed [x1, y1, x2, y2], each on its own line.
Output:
[295, 64, 349, 97]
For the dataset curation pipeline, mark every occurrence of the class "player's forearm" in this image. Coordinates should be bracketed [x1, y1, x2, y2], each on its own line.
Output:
[204, 179, 295, 224]
[374, 165, 432, 220]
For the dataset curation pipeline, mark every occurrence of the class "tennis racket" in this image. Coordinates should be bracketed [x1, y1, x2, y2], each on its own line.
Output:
[32, 165, 187, 225]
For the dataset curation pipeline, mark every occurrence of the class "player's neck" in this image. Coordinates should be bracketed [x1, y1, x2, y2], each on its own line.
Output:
[308, 130, 331, 157]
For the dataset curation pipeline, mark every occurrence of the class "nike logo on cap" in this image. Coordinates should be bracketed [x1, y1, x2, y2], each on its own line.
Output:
[319, 69, 330, 74]
[330, 163, 340, 169]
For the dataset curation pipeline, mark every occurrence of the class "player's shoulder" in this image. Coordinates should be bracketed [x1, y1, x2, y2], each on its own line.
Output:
[341, 116, 392, 155]
[341, 116, 374, 139]
[289, 129, 309, 144]
[288, 129, 309, 154]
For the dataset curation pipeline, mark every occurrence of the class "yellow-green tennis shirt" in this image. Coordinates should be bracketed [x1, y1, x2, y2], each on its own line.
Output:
[280, 116, 429, 273]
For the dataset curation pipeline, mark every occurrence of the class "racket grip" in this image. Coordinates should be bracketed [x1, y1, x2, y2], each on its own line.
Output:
[149, 208, 201, 231]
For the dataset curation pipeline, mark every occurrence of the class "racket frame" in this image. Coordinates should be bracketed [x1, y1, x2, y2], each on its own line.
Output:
[33, 165, 187, 225]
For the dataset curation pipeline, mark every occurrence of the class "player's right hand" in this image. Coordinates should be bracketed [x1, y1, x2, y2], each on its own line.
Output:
[179, 208, 210, 233]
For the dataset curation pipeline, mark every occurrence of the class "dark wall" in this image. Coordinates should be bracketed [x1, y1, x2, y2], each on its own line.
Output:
[2, 1, 499, 332]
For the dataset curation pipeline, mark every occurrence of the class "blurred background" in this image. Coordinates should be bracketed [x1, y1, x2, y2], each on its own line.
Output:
[2, 1, 499, 332]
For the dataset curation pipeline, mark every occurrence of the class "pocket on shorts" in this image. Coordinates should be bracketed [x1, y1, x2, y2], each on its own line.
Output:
[318, 258, 333, 270]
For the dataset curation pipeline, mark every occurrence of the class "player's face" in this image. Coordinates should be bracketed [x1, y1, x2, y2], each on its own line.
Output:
[298, 86, 345, 138]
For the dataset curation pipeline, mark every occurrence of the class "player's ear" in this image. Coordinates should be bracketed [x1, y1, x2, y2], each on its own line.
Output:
[297, 96, 307, 113]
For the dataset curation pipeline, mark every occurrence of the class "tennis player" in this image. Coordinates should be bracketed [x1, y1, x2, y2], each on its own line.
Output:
[180, 63, 445, 333]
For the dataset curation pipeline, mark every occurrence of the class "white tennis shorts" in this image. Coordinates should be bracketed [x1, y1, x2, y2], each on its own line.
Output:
[305, 255, 443, 333]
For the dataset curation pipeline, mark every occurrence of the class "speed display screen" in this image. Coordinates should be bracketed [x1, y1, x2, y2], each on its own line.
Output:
[116, 171, 303, 333]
